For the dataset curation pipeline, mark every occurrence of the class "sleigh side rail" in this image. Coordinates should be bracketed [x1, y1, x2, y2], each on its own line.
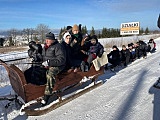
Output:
[0, 61, 26, 102]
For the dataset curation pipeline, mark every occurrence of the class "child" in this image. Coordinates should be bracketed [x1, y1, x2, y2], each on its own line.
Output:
[81, 35, 104, 71]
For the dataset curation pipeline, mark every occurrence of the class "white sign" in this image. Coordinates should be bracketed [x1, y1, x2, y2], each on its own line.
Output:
[120, 22, 140, 35]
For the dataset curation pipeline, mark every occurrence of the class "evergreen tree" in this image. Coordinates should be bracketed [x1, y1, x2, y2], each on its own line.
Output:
[59, 27, 67, 40]
[81, 25, 88, 34]
[140, 28, 144, 35]
[59, 28, 63, 40]
[90, 26, 95, 36]
[116, 29, 120, 37]
[101, 27, 108, 38]
[145, 27, 149, 35]
[98, 31, 101, 38]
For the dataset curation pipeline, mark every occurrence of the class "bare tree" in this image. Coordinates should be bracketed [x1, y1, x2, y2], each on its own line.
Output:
[30, 28, 34, 41]
[36, 24, 50, 43]
[22, 28, 35, 42]
[7, 28, 17, 46]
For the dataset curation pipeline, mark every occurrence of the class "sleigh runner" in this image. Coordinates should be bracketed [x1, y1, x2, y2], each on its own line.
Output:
[0, 52, 107, 116]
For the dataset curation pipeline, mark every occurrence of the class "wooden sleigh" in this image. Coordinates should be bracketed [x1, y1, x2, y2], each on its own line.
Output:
[0, 53, 107, 116]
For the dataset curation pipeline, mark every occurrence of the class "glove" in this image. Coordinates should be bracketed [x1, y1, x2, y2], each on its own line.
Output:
[85, 52, 89, 55]
[42, 60, 49, 67]
[92, 53, 97, 59]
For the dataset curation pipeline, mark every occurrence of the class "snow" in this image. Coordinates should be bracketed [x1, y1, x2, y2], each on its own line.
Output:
[0, 35, 160, 120]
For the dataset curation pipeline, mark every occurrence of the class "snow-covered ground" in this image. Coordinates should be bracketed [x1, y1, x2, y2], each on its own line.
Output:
[1, 35, 160, 120]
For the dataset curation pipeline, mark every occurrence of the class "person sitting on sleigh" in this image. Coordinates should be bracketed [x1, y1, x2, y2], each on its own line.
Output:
[80, 35, 104, 72]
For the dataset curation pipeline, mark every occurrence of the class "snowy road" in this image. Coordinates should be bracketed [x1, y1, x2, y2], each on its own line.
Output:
[1, 37, 160, 120]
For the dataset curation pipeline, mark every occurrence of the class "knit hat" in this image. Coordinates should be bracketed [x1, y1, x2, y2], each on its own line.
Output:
[83, 33, 89, 38]
[66, 26, 72, 31]
[112, 45, 118, 49]
[130, 43, 134, 46]
[90, 35, 98, 42]
[72, 24, 79, 32]
[46, 32, 56, 40]
[128, 44, 132, 47]
[63, 32, 71, 41]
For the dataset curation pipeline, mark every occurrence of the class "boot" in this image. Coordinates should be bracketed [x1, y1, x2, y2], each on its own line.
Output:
[41, 95, 51, 106]
[80, 61, 85, 72]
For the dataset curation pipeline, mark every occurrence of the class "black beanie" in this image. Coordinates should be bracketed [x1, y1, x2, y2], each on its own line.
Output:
[112, 45, 117, 49]
[128, 44, 132, 47]
[66, 26, 72, 31]
[46, 32, 56, 40]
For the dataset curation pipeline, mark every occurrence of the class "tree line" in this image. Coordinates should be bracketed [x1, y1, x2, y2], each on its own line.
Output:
[0, 24, 150, 46]
[59, 25, 150, 39]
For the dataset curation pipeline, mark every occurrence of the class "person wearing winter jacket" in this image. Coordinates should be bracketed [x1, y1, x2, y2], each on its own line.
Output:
[41, 32, 66, 105]
[138, 40, 148, 59]
[120, 45, 131, 66]
[70, 24, 85, 72]
[134, 42, 140, 59]
[61, 32, 74, 72]
[147, 39, 156, 53]
[107, 45, 121, 69]
[81, 35, 104, 71]
[128, 43, 136, 62]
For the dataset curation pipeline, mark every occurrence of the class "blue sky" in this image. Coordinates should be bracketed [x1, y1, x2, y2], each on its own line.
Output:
[0, 0, 159, 30]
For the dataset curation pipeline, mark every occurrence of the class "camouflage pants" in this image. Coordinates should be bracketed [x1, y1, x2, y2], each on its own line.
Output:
[44, 67, 60, 95]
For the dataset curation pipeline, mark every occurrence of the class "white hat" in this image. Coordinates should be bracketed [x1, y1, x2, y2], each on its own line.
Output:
[63, 32, 71, 41]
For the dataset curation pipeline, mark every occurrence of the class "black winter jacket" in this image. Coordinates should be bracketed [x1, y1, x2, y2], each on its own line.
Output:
[70, 33, 83, 59]
[120, 49, 130, 59]
[84, 42, 104, 57]
[61, 41, 73, 70]
[42, 41, 66, 69]
[107, 49, 120, 61]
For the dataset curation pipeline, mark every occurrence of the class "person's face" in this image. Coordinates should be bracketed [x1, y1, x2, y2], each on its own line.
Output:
[135, 43, 139, 47]
[45, 39, 54, 46]
[91, 39, 96, 45]
[122, 47, 126, 50]
[73, 30, 79, 34]
[132, 44, 135, 47]
[113, 48, 117, 50]
[65, 35, 71, 44]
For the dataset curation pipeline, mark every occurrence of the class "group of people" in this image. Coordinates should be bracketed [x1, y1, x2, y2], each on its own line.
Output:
[60, 25, 104, 73]
[26, 23, 156, 105]
[105, 38, 156, 71]
[27, 24, 104, 105]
